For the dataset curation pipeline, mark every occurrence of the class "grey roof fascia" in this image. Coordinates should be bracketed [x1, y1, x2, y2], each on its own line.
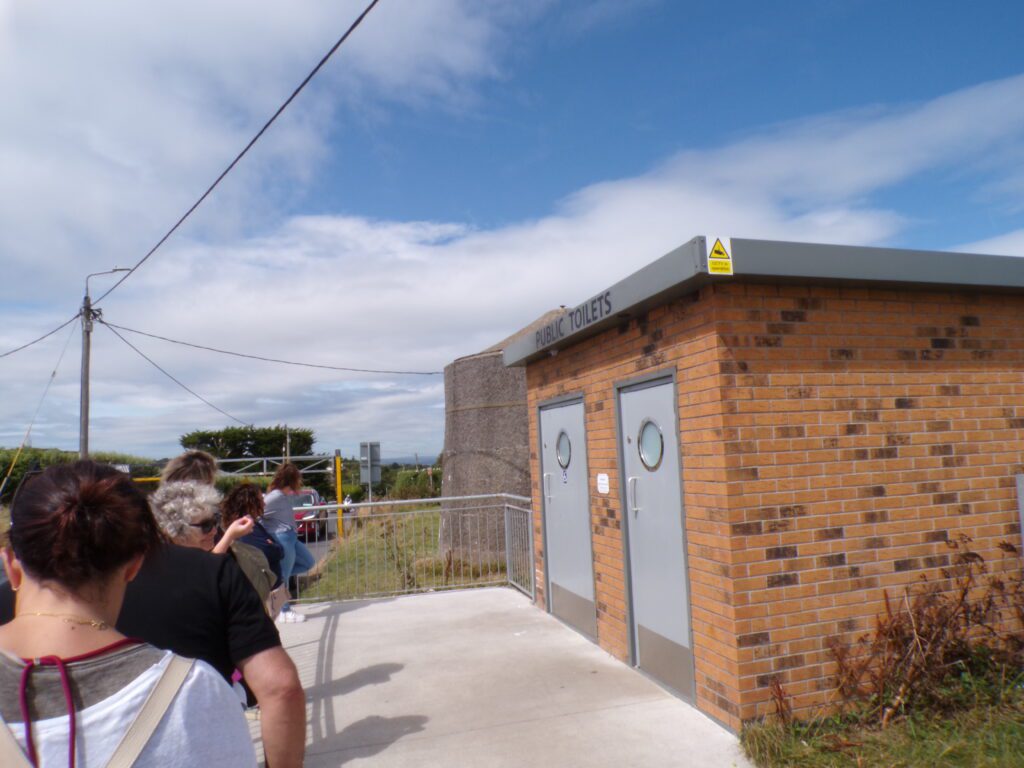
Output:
[729, 238, 1024, 290]
[503, 237, 709, 366]
[503, 236, 1024, 368]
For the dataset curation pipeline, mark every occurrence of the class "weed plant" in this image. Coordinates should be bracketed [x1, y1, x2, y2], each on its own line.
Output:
[742, 536, 1024, 767]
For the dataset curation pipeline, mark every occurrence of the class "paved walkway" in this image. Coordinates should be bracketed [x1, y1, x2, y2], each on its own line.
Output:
[275, 587, 752, 767]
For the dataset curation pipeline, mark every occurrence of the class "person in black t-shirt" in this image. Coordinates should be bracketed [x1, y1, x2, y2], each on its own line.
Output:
[119, 542, 278, 680]
[0, 542, 306, 768]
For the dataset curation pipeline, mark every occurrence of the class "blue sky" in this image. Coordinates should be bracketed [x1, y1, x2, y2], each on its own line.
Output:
[1, 0, 1024, 460]
[305, 0, 1024, 244]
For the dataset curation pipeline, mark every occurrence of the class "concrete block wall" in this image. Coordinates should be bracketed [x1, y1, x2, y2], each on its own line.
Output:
[442, 351, 531, 559]
[522, 278, 1024, 730]
[443, 351, 530, 499]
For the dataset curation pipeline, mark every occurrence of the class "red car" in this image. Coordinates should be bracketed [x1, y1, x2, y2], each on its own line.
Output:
[293, 489, 329, 539]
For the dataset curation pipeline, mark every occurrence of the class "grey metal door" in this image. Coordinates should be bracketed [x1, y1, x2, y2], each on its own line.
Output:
[539, 400, 596, 638]
[619, 379, 694, 700]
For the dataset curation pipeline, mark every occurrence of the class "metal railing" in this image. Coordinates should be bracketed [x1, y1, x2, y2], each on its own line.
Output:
[218, 454, 334, 477]
[289, 494, 534, 603]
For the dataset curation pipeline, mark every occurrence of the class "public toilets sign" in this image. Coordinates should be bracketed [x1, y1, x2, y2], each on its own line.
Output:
[534, 290, 614, 348]
[505, 235, 733, 366]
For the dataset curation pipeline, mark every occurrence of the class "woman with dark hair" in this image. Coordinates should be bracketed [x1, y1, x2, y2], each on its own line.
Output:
[0, 461, 255, 766]
[262, 464, 314, 623]
[222, 484, 286, 617]
[222, 484, 283, 586]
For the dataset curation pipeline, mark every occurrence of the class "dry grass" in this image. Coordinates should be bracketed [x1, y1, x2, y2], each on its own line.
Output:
[743, 536, 1024, 767]
[828, 536, 1024, 727]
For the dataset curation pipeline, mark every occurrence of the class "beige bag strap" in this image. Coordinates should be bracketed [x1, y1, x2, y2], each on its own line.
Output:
[0, 715, 33, 768]
[104, 654, 194, 768]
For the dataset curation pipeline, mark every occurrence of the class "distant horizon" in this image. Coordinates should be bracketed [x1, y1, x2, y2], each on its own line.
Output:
[3, 444, 440, 467]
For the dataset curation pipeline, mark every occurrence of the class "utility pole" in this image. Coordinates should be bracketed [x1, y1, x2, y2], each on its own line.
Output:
[79, 293, 93, 458]
[80, 268, 129, 458]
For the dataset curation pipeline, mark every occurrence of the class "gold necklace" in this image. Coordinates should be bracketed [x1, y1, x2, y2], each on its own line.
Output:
[21, 612, 110, 630]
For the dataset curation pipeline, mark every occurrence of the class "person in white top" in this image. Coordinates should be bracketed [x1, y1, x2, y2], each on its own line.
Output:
[262, 463, 315, 623]
[0, 461, 256, 767]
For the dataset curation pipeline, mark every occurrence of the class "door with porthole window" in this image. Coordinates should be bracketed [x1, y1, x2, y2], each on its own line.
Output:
[539, 399, 596, 638]
[619, 378, 694, 700]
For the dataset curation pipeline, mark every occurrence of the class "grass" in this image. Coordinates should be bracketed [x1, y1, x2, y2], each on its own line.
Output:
[744, 539, 1024, 767]
[741, 690, 1024, 767]
[296, 510, 507, 602]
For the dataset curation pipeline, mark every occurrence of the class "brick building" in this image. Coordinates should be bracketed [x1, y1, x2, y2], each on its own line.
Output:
[502, 236, 1024, 731]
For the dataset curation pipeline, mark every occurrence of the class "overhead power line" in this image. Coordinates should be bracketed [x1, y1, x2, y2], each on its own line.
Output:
[0, 319, 80, 498]
[93, 0, 383, 307]
[102, 322, 249, 426]
[0, 313, 80, 359]
[101, 320, 443, 375]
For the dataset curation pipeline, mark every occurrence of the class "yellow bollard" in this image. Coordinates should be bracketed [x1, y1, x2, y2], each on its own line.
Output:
[334, 450, 344, 540]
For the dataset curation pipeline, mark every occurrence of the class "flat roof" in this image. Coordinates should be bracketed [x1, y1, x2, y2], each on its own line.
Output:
[503, 236, 1024, 366]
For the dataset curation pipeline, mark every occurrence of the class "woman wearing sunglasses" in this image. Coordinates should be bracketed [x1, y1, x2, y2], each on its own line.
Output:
[148, 482, 271, 590]
[149, 482, 235, 551]
[0, 461, 255, 766]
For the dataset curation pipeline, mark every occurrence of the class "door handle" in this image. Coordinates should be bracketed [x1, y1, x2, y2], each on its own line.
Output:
[628, 476, 639, 516]
[543, 473, 552, 504]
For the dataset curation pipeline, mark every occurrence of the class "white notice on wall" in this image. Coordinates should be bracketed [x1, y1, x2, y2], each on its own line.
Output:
[596, 473, 610, 494]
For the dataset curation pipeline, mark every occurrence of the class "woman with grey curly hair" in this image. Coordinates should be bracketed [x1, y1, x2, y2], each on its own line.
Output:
[150, 482, 252, 552]
[150, 482, 274, 604]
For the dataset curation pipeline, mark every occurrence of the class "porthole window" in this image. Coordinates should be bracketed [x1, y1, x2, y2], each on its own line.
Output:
[556, 431, 572, 469]
[638, 419, 663, 471]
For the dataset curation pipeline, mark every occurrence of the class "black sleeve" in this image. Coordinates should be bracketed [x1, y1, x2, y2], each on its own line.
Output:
[0, 583, 13, 624]
[217, 550, 281, 665]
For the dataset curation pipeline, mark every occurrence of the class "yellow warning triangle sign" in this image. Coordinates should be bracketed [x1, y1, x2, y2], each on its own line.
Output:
[707, 237, 733, 275]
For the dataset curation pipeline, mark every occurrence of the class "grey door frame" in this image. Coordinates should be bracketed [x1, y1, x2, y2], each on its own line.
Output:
[536, 392, 598, 634]
[613, 367, 695, 696]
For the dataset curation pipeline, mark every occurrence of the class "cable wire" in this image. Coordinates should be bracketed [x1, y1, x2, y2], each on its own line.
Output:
[100, 320, 443, 375]
[92, 0, 383, 307]
[0, 318, 80, 499]
[0, 313, 80, 360]
[102, 322, 250, 426]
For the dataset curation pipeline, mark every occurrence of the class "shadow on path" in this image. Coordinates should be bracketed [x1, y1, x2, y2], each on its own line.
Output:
[305, 715, 429, 766]
[306, 662, 404, 700]
[298, 596, 396, 620]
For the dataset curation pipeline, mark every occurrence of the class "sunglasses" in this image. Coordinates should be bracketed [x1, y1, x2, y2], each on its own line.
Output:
[188, 513, 221, 535]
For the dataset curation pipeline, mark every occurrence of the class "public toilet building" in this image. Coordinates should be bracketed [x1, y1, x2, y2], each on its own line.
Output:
[502, 236, 1024, 730]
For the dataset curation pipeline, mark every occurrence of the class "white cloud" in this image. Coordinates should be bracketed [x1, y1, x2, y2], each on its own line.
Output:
[0, 0, 539, 295]
[557, 0, 661, 36]
[665, 74, 1024, 206]
[957, 229, 1024, 256]
[3, 3, 1024, 459]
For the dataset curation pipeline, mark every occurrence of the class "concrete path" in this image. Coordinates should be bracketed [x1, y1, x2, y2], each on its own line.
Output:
[277, 588, 752, 767]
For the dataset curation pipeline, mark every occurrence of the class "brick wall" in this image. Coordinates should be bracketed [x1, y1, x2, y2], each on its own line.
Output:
[522, 279, 1024, 730]
[717, 282, 1024, 721]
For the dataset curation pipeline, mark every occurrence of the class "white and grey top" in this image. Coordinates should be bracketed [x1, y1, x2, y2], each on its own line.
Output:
[262, 489, 298, 532]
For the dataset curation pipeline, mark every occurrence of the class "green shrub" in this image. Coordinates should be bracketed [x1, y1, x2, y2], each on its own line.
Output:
[392, 469, 440, 500]
[0, 447, 158, 502]
[214, 475, 271, 495]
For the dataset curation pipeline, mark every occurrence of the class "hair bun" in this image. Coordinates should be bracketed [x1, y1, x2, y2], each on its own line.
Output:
[10, 461, 160, 589]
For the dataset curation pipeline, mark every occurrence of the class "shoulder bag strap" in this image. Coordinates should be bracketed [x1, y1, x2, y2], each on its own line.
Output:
[0, 715, 33, 768]
[104, 655, 194, 768]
